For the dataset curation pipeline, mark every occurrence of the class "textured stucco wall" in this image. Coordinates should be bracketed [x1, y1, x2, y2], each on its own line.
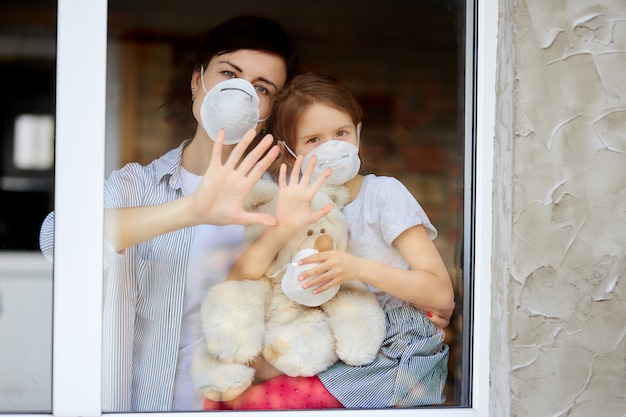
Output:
[509, 0, 626, 416]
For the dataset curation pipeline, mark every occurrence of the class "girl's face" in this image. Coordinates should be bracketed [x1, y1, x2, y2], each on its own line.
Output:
[191, 49, 287, 130]
[293, 103, 359, 157]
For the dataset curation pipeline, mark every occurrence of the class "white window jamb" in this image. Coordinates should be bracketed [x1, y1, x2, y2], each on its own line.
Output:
[53, 0, 107, 416]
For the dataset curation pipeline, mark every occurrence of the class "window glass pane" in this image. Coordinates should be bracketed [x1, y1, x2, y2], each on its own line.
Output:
[104, 0, 469, 411]
[0, 0, 56, 412]
[0, 253, 52, 412]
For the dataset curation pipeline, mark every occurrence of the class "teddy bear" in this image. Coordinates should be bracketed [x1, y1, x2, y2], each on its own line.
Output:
[191, 180, 387, 402]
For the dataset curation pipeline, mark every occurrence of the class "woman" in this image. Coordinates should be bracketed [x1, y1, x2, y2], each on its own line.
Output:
[39, 15, 305, 412]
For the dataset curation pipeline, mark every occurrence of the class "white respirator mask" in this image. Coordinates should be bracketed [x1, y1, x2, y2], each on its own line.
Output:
[300, 140, 361, 185]
[199, 66, 267, 144]
[282, 124, 361, 185]
[280, 248, 340, 307]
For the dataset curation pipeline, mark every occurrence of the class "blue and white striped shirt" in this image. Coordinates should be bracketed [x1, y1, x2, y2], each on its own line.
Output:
[41, 141, 199, 411]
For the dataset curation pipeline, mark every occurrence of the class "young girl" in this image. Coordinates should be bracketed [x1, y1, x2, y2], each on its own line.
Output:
[218, 72, 455, 410]
[39, 16, 302, 412]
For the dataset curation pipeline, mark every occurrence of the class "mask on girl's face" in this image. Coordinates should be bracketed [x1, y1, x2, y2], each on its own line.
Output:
[300, 140, 361, 185]
[199, 66, 267, 144]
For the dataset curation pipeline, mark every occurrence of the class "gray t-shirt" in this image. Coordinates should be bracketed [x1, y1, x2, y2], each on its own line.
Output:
[343, 174, 437, 311]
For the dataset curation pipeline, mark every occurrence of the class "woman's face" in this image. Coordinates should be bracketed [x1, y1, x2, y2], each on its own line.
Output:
[191, 49, 287, 132]
[293, 103, 358, 157]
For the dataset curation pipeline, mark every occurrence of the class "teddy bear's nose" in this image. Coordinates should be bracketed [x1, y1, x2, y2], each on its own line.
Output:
[314, 234, 334, 252]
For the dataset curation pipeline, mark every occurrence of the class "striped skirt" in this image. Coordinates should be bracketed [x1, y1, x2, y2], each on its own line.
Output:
[318, 303, 449, 408]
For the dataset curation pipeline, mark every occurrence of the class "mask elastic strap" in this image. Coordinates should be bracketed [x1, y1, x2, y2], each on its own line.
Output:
[200, 66, 209, 94]
[281, 141, 298, 159]
[267, 263, 288, 278]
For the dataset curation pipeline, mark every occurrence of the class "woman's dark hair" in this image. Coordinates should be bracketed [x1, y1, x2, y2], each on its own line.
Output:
[162, 15, 298, 135]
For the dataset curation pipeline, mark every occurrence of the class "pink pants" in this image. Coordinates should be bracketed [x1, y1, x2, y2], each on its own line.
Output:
[203, 375, 344, 411]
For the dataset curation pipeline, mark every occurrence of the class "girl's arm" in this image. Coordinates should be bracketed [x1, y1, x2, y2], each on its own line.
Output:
[104, 129, 279, 252]
[378, 225, 455, 324]
[298, 225, 455, 326]
[226, 156, 333, 281]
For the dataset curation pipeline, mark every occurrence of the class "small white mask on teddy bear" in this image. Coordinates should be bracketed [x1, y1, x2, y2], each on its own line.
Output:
[282, 248, 340, 307]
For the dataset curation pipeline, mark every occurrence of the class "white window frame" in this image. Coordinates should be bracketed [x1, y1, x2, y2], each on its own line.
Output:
[50, 0, 498, 416]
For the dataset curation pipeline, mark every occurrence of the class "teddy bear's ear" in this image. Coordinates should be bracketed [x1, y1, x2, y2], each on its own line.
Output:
[244, 179, 279, 212]
[320, 184, 351, 210]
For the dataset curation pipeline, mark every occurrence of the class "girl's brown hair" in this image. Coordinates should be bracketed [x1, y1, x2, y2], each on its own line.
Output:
[265, 72, 364, 177]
